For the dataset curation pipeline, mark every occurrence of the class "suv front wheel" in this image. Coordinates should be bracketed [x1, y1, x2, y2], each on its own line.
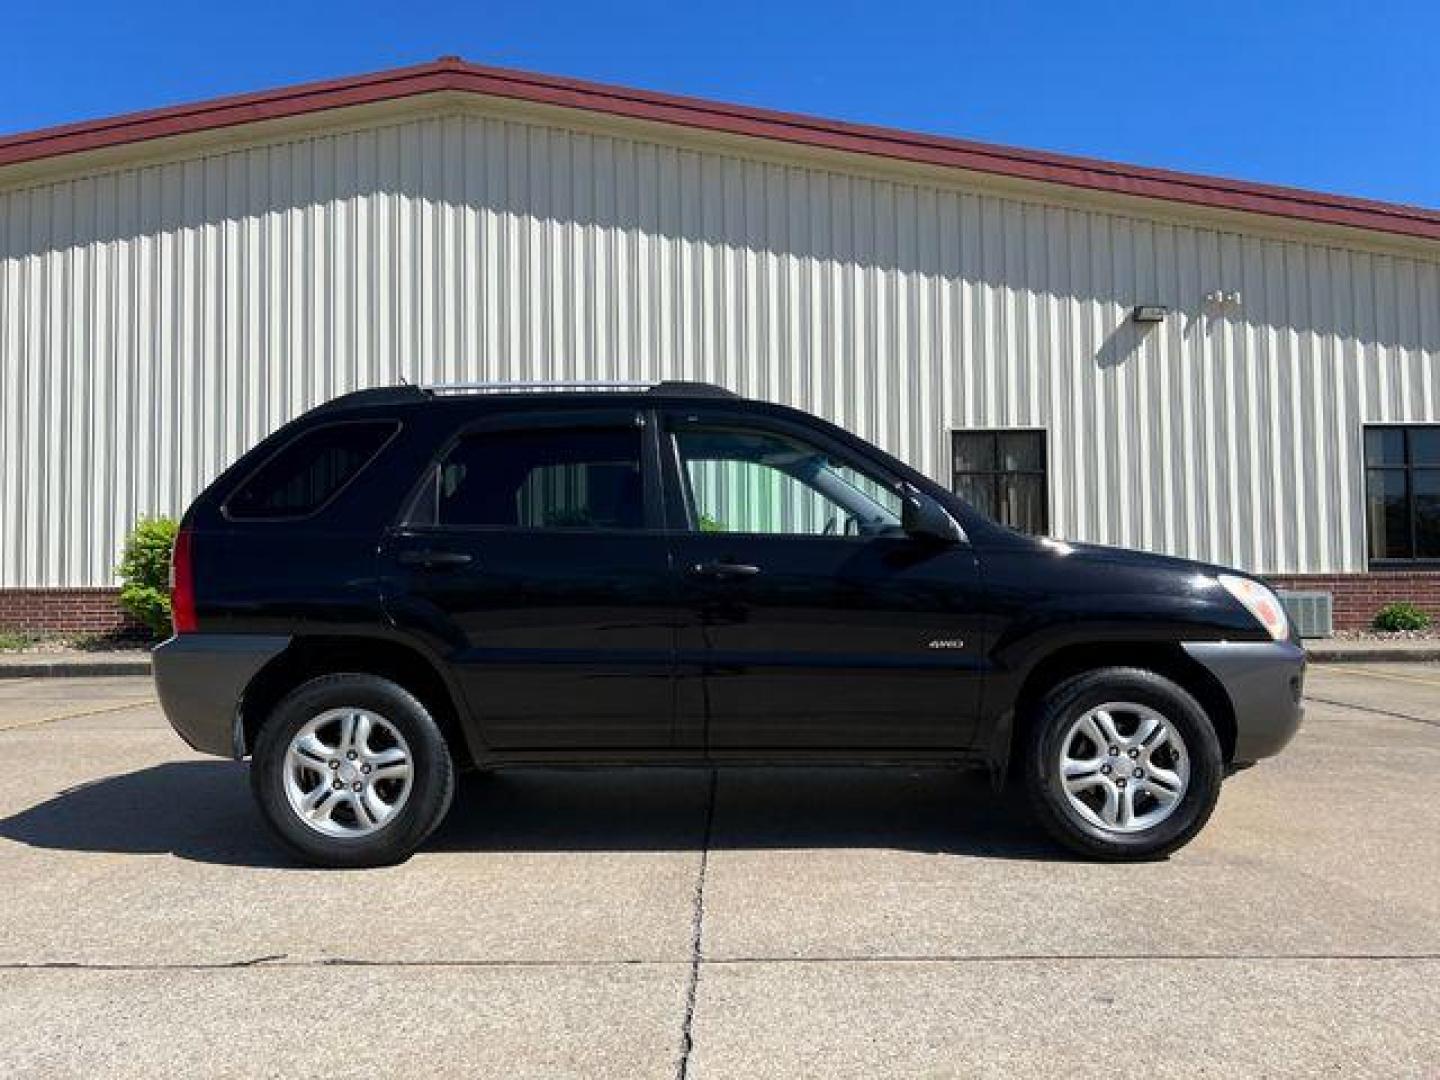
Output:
[251, 674, 456, 868]
[1023, 667, 1223, 861]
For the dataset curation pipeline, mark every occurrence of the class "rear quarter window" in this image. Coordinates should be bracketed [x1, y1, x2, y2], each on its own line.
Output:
[224, 420, 399, 521]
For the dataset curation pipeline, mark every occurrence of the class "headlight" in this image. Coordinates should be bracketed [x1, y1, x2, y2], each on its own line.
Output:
[1218, 574, 1289, 641]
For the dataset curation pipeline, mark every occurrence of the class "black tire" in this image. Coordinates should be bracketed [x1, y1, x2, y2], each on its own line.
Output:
[251, 673, 455, 868]
[1022, 667, 1223, 861]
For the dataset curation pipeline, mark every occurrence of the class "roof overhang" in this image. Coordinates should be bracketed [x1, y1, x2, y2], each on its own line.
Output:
[2, 57, 1437, 249]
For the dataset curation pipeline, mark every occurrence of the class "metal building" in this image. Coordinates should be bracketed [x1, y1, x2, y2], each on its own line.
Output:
[1, 59, 1438, 631]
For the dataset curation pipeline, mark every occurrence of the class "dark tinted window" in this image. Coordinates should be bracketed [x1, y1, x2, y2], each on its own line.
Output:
[1365, 428, 1406, 466]
[1413, 429, 1440, 465]
[226, 421, 398, 520]
[1366, 468, 1410, 559]
[1364, 425, 1440, 561]
[416, 427, 645, 530]
[952, 429, 1048, 534]
[1416, 472, 1440, 558]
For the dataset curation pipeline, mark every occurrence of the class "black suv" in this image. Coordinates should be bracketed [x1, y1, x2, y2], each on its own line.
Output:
[154, 382, 1304, 867]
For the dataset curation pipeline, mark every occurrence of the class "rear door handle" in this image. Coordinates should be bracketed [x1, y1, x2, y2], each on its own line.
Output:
[688, 560, 761, 579]
[398, 549, 473, 569]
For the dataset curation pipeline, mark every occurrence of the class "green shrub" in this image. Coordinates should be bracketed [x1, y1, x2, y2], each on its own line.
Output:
[117, 517, 179, 638]
[1372, 602, 1432, 633]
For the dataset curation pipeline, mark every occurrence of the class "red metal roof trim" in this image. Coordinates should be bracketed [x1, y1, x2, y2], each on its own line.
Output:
[1, 58, 1436, 243]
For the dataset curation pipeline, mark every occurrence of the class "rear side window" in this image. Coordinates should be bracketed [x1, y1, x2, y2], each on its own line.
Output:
[409, 427, 645, 530]
[226, 420, 399, 520]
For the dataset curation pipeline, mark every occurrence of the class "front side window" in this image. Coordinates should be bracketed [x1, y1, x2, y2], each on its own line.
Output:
[412, 426, 645, 530]
[674, 425, 902, 537]
[951, 429, 1048, 534]
[226, 420, 399, 520]
[1365, 425, 1440, 562]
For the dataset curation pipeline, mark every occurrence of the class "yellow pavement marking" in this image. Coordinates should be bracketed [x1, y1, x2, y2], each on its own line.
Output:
[1328, 665, 1440, 689]
[0, 697, 157, 733]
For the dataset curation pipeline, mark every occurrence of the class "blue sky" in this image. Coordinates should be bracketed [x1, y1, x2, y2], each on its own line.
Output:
[3, 1, 1436, 207]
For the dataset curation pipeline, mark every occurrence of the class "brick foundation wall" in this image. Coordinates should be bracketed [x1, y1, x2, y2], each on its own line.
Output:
[1269, 572, 1440, 632]
[0, 588, 147, 636]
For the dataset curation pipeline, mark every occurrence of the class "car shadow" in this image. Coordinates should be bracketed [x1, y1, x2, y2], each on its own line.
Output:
[0, 761, 1065, 868]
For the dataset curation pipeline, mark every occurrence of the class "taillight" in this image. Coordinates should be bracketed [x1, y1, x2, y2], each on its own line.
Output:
[170, 527, 197, 634]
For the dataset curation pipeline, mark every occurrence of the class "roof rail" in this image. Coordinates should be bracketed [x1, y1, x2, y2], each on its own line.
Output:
[315, 380, 742, 408]
[425, 380, 650, 394]
[421, 379, 740, 398]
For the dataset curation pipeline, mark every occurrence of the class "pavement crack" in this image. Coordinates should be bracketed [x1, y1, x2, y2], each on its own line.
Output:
[5, 954, 288, 972]
[233, 953, 287, 968]
[702, 952, 1440, 965]
[675, 767, 718, 1080]
[0, 697, 158, 733]
[306, 957, 664, 969]
[3, 952, 1435, 974]
[0, 957, 670, 972]
[1305, 695, 1440, 728]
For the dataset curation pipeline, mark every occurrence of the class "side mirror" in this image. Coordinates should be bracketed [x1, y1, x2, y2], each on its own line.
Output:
[901, 486, 963, 545]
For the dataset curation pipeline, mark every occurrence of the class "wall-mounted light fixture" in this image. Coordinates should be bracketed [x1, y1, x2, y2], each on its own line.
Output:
[1132, 304, 1168, 323]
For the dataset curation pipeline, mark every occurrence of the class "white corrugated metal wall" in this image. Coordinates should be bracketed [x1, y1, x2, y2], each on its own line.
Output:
[2, 106, 1438, 587]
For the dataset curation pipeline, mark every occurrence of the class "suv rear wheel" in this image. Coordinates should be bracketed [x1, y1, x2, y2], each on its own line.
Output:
[1023, 667, 1223, 861]
[251, 674, 455, 868]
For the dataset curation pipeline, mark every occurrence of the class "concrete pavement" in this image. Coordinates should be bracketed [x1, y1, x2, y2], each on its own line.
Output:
[0, 651, 151, 679]
[0, 667, 1436, 1077]
[1306, 638, 1440, 664]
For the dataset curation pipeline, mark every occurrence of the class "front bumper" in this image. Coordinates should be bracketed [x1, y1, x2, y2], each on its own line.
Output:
[152, 634, 291, 758]
[1182, 640, 1305, 763]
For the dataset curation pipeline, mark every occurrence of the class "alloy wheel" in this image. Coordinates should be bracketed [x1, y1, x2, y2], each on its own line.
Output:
[282, 708, 414, 838]
[1057, 701, 1190, 833]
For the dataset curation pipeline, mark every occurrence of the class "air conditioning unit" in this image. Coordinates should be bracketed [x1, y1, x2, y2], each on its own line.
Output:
[1278, 590, 1333, 639]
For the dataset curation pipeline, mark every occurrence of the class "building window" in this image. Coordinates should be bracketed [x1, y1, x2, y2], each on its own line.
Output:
[1365, 425, 1440, 563]
[952, 429, 1048, 534]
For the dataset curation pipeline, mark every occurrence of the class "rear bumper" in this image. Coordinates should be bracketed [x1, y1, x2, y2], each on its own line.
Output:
[152, 634, 291, 758]
[1182, 640, 1306, 763]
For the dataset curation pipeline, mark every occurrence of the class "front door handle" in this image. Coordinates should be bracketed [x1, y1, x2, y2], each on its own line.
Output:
[398, 549, 473, 569]
[688, 560, 761, 579]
